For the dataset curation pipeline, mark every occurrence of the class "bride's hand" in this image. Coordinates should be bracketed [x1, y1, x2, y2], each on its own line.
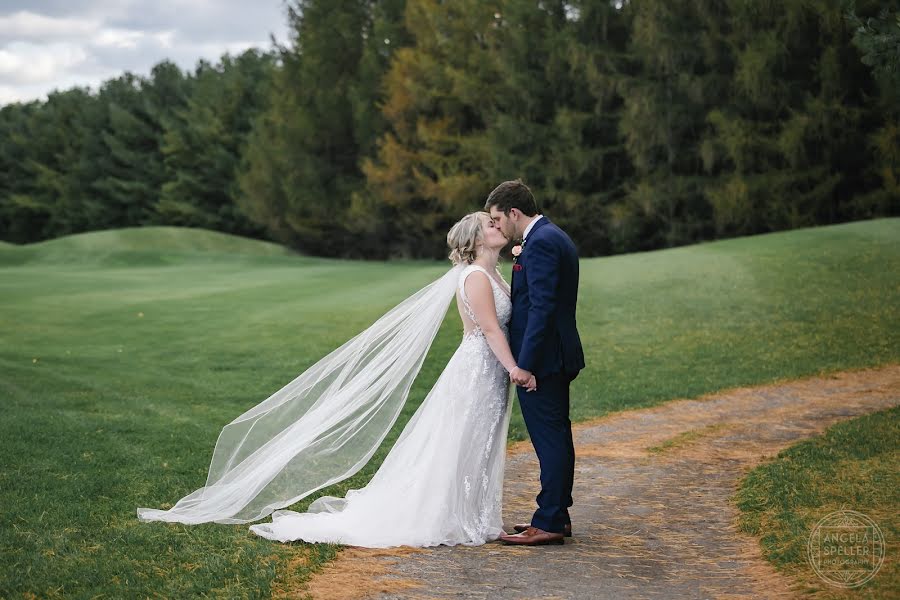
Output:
[525, 375, 537, 393]
[509, 366, 531, 386]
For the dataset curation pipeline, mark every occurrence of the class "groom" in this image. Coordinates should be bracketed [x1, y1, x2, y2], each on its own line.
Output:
[485, 180, 585, 546]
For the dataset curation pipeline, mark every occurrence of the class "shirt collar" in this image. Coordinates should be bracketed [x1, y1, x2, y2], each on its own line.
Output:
[522, 215, 544, 242]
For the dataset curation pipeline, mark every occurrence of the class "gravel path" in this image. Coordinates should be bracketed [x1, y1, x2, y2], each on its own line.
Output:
[296, 365, 899, 600]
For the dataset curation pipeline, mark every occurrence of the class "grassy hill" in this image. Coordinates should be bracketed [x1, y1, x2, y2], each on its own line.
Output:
[0, 226, 299, 267]
[1, 219, 897, 598]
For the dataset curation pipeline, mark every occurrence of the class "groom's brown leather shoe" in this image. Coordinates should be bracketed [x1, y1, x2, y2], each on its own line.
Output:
[513, 523, 572, 537]
[500, 526, 564, 546]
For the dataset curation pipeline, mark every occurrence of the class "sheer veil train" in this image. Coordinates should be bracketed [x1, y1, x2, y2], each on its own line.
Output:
[137, 264, 465, 526]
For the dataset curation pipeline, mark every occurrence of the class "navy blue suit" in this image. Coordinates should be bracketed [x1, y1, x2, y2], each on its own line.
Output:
[509, 216, 585, 534]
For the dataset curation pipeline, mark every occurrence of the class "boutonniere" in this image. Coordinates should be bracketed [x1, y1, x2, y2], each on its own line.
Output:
[512, 239, 525, 271]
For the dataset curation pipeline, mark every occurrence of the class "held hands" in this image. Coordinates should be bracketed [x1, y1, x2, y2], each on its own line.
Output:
[509, 367, 537, 392]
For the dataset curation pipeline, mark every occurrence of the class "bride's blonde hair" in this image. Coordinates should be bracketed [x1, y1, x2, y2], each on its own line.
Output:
[447, 212, 488, 266]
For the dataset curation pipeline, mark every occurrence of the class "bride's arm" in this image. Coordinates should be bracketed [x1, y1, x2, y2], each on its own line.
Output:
[464, 271, 517, 373]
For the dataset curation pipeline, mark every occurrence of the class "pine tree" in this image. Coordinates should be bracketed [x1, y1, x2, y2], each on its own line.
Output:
[359, 0, 501, 258]
[238, 0, 377, 256]
[90, 65, 190, 228]
[703, 0, 887, 235]
[483, 0, 632, 255]
[158, 50, 274, 235]
[0, 101, 54, 242]
[846, 2, 900, 213]
[612, 0, 728, 250]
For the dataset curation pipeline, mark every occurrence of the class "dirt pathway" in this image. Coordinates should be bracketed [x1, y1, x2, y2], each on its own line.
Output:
[292, 365, 899, 600]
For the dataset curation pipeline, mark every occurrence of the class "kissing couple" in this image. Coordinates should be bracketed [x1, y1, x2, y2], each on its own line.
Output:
[138, 179, 585, 548]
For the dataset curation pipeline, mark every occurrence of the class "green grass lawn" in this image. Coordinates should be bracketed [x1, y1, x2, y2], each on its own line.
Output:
[1, 219, 898, 598]
[735, 406, 898, 598]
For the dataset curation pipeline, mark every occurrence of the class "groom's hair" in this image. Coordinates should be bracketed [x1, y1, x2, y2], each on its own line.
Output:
[483, 179, 538, 216]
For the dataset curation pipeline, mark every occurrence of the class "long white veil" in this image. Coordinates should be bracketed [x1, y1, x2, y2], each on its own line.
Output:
[137, 264, 465, 525]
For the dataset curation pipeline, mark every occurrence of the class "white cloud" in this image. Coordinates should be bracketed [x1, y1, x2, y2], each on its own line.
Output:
[93, 28, 145, 50]
[0, 11, 98, 40]
[154, 30, 176, 49]
[0, 2, 288, 106]
[0, 84, 27, 104]
[0, 41, 88, 84]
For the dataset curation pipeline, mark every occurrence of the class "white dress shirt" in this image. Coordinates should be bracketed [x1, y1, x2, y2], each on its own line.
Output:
[522, 215, 544, 242]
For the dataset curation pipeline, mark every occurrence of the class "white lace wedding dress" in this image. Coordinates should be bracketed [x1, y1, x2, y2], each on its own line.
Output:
[248, 265, 513, 547]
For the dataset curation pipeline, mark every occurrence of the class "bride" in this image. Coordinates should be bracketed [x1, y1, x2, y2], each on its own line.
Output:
[137, 211, 535, 548]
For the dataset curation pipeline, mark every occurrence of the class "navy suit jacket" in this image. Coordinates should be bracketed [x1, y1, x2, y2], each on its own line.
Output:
[510, 217, 585, 380]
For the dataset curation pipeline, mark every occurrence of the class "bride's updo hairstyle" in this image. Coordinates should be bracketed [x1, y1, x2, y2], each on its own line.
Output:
[447, 211, 487, 265]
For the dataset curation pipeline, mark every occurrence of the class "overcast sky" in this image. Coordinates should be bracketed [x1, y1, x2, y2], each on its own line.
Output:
[0, 1, 291, 106]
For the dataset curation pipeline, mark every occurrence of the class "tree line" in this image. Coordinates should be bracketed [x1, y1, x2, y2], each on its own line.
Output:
[1, 0, 897, 259]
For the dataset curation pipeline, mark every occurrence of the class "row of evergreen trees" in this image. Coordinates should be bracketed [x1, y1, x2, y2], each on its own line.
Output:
[1, 0, 897, 258]
[0, 51, 275, 243]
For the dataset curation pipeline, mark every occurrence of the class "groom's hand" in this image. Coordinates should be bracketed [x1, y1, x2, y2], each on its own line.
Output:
[510, 367, 533, 387]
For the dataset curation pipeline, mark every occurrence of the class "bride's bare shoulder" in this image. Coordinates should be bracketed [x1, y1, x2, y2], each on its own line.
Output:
[459, 266, 492, 297]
